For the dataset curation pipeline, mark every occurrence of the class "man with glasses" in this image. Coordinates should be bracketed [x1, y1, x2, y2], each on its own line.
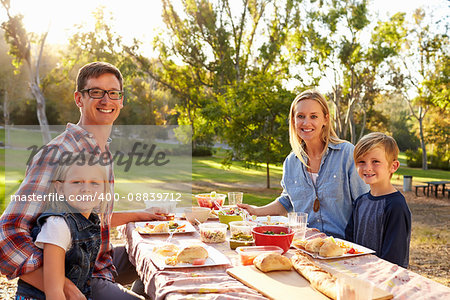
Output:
[0, 62, 158, 299]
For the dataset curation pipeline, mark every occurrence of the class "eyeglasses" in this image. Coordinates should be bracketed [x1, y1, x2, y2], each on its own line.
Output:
[80, 88, 123, 100]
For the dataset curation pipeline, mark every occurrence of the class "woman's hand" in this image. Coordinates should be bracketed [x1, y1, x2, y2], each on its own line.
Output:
[238, 201, 288, 216]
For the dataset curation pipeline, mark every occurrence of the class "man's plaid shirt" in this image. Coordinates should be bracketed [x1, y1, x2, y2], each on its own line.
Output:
[0, 123, 116, 281]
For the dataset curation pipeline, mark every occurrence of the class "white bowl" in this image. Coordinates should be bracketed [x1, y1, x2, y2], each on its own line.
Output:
[184, 207, 211, 224]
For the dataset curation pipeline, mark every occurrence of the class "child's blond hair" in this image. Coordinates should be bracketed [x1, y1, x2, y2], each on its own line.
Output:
[354, 132, 399, 177]
[47, 152, 111, 225]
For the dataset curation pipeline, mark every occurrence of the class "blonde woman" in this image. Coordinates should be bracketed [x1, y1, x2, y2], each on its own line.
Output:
[16, 153, 110, 299]
[239, 90, 368, 238]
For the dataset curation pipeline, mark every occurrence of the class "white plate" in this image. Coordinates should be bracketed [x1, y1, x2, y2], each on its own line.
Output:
[292, 238, 375, 259]
[252, 216, 288, 226]
[135, 221, 196, 234]
[150, 242, 231, 270]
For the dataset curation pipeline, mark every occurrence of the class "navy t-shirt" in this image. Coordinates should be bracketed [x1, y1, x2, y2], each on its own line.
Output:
[345, 191, 411, 268]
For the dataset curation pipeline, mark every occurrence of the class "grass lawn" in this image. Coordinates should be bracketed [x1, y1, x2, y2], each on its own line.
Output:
[1, 132, 449, 212]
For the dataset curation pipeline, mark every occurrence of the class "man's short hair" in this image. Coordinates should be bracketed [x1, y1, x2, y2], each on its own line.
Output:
[354, 132, 399, 163]
[76, 62, 123, 91]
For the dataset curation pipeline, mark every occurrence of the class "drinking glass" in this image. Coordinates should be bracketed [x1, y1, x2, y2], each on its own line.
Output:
[228, 192, 243, 206]
[290, 212, 308, 240]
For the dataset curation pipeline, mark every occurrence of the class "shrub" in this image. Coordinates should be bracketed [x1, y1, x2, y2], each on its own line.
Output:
[406, 149, 449, 170]
[192, 146, 214, 157]
[405, 149, 422, 168]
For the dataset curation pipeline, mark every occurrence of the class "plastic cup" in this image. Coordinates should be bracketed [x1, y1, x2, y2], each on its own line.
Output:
[337, 277, 374, 300]
[290, 213, 308, 240]
[228, 192, 243, 206]
[288, 212, 298, 225]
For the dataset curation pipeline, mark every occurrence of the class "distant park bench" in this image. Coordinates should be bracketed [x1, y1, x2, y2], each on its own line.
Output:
[415, 184, 429, 196]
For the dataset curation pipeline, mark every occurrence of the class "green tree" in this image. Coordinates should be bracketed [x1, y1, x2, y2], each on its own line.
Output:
[388, 8, 449, 169]
[128, 0, 297, 186]
[219, 74, 294, 188]
[1, 0, 51, 143]
[289, 0, 406, 143]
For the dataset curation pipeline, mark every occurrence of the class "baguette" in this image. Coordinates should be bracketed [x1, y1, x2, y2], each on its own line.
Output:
[291, 251, 337, 299]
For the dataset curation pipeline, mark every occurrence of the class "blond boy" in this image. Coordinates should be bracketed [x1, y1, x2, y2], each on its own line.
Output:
[345, 132, 411, 268]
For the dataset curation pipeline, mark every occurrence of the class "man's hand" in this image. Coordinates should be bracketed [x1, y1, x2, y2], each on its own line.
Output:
[111, 210, 165, 227]
[141, 207, 166, 221]
[63, 278, 86, 300]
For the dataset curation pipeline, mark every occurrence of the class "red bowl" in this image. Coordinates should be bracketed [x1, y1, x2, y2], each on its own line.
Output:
[251, 226, 294, 253]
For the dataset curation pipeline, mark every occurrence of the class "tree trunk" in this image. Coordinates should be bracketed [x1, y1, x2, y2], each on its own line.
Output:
[357, 109, 367, 142]
[29, 81, 51, 144]
[266, 162, 270, 189]
[418, 118, 427, 170]
[3, 89, 10, 145]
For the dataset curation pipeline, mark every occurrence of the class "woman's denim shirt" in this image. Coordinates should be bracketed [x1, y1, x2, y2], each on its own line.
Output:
[277, 142, 369, 239]
[16, 211, 101, 299]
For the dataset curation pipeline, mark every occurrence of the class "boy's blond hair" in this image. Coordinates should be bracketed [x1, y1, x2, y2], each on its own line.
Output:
[354, 133, 399, 177]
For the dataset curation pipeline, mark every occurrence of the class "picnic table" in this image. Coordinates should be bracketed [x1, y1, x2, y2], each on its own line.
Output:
[119, 219, 450, 300]
[424, 180, 450, 198]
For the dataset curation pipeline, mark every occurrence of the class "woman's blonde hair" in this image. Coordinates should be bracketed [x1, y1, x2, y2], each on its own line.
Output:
[289, 89, 344, 166]
[47, 152, 111, 225]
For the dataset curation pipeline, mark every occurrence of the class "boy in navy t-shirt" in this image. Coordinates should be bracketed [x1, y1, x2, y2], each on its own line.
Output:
[345, 132, 411, 268]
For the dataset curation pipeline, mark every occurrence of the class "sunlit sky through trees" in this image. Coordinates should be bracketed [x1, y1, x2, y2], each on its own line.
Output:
[1, 0, 449, 92]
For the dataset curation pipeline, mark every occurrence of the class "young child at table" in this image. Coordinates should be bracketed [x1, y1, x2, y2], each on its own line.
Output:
[15, 153, 110, 299]
[345, 132, 411, 268]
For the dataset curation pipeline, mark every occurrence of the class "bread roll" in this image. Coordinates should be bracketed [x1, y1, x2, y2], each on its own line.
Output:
[253, 253, 292, 272]
[305, 238, 325, 253]
[319, 239, 344, 257]
[291, 252, 337, 299]
[176, 245, 209, 263]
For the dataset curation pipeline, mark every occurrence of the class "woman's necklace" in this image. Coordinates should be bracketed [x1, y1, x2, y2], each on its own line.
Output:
[310, 172, 320, 212]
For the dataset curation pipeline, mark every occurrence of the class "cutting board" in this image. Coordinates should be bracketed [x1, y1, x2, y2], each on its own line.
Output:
[227, 265, 393, 300]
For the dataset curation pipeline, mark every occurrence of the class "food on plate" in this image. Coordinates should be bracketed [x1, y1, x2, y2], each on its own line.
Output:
[291, 252, 337, 299]
[305, 237, 325, 253]
[136, 221, 187, 234]
[319, 238, 344, 257]
[156, 244, 209, 266]
[153, 222, 169, 233]
[292, 239, 307, 249]
[253, 252, 292, 272]
[199, 223, 228, 243]
[154, 244, 179, 257]
[176, 245, 209, 264]
[335, 240, 364, 255]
